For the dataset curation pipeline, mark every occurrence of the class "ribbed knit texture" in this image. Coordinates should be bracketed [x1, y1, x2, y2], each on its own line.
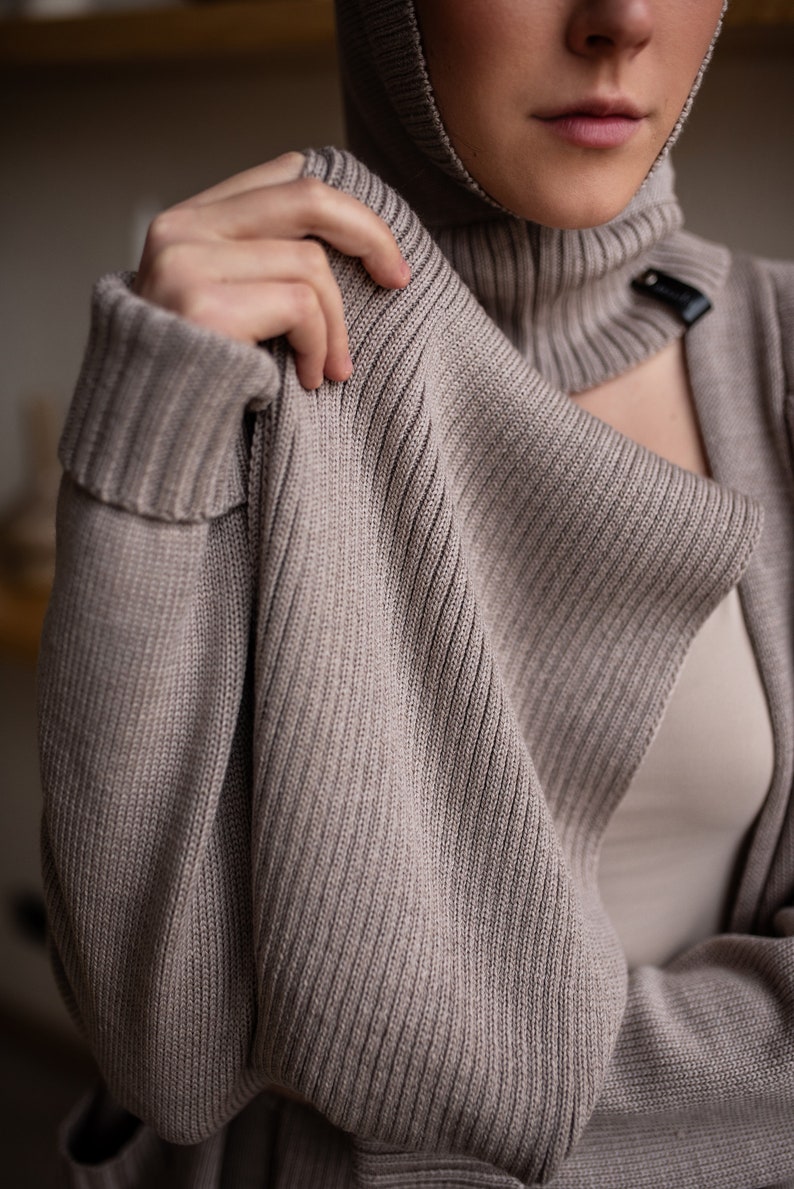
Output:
[38, 143, 794, 1187]
[37, 1, 794, 1183]
[433, 217, 729, 394]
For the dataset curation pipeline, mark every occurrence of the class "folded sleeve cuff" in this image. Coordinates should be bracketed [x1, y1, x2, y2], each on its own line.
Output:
[59, 271, 282, 523]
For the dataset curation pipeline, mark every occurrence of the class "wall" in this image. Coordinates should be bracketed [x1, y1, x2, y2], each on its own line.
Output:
[674, 29, 794, 258]
[0, 51, 345, 509]
[0, 27, 792, 1034]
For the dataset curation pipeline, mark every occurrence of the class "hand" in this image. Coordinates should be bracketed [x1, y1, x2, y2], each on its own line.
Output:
[132, 152, 411, 390]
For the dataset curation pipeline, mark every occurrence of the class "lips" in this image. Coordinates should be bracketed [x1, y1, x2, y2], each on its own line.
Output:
[536, 96, 646, 121]
[535, 98, 646, 149]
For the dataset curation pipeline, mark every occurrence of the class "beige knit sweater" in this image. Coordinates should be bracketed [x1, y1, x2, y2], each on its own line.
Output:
[38, 142, 794, 1188]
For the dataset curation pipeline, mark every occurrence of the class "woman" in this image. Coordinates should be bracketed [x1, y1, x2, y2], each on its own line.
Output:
[38, 1, 794, 1185]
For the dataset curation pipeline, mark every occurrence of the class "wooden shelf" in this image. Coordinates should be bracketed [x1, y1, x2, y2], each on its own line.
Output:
[727, 0, 794, 25]
[0, 1, 336, 67]
[0, 579, 50, 666]
[0, 0, 792, 68]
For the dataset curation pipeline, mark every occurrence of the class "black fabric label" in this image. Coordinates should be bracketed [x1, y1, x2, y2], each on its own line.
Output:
[631, 269, 713, 327]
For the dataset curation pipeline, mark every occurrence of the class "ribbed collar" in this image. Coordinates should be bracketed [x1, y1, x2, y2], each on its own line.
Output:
[334, 0, 730, 393]
[433, 179, 731, 393]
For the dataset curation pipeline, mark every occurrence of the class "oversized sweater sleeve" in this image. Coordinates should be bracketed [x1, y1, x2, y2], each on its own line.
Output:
[535, 923, 794, 1188]
[352, 921, 794, 1189]
[38, 272, 281, 1141]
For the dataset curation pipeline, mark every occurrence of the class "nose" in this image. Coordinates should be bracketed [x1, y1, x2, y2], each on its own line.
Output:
[566, 0, 654, 60]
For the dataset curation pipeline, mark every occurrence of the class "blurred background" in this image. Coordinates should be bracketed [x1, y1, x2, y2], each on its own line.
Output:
[0, 0, 792, 1183]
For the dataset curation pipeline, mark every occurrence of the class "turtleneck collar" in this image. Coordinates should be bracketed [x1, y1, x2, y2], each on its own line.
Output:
[334, 0, 730, 394]
[432, 168, 730, 393]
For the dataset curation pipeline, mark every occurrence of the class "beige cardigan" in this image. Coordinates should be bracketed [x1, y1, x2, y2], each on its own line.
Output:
[39, 148, 794, 1187]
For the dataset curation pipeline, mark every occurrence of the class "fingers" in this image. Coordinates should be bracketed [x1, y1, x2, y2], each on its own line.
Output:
[179, 280, 331, 390]
[174, 152, 306, 209]
[183, 178, 410, 291]
[137, 237, 355, 386]
[135, 155, 412, 391]
[173, 159, 410, 291]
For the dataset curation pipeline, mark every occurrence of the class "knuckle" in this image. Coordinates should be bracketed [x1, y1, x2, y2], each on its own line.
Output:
[147, 241, 197, 294]
[298, 175, 330, 214]
[145, 208, 185, 253]
[290, 282, 320, 322]
[301, 239, 331, 280]
[275, 150, 305, 178]
[374, 218, 399, 254]
[180, 285, 218, 326]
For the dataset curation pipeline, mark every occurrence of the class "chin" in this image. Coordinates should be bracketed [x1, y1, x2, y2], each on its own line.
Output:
[511, 182, 645, 230]
[482, 158, 652, 231]
[541, 196, 638, 231]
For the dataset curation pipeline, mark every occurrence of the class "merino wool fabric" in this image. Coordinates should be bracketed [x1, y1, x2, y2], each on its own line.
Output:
[39, 146, 794, 1188]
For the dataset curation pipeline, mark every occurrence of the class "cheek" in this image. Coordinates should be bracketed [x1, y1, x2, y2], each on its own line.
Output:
[418, 0, 541, 147]
[659, 2, 725, 117]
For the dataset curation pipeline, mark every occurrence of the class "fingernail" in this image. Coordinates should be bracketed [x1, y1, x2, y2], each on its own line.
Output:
[325, 355, 353, 385]
[398, 259, 411, 285]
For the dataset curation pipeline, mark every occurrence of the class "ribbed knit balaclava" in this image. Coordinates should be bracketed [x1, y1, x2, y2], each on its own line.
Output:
[334, 0, 730, 393]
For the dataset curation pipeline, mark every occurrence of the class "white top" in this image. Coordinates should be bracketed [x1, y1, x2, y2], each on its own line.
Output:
[597, 586, 774, 969]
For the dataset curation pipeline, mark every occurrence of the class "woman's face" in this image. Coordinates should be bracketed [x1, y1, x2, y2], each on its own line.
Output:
[416, 0, 725, 229]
